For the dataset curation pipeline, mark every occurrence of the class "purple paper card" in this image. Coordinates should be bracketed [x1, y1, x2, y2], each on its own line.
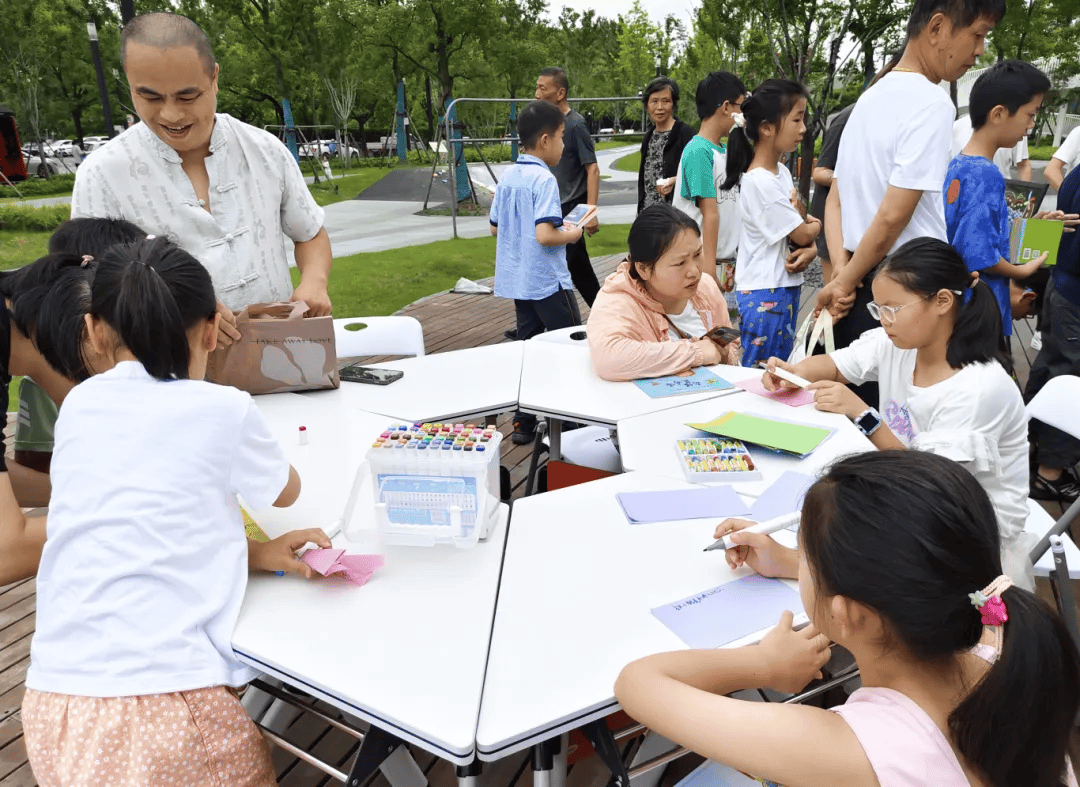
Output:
[748, 471, 815, 523]
[735, 376, 815, 407]
[616, 486, 750, 525]
[651, 575, 801, 648]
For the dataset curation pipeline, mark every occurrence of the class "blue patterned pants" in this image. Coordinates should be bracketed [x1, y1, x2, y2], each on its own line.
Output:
[735, 286, 800, 368]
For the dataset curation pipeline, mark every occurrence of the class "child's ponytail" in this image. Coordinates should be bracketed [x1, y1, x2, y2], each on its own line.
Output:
[801, 450, 1080, 787]
[950, 587, 1080, 787]
[877, 237, 1006, 369]
[721, 79, 807, 191]
[91, 237, 217, 381]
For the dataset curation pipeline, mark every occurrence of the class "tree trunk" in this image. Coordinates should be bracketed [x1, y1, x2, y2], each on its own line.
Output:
[72, 109, 85, 147]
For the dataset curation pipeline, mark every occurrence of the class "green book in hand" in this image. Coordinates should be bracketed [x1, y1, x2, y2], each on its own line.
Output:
[1010, 217, 1064, 266]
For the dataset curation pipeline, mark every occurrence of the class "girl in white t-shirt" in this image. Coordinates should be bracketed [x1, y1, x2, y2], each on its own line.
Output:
[22, 237, 331, 787]
[722, 79, 821, 367]
[765, 237, 1033, 587]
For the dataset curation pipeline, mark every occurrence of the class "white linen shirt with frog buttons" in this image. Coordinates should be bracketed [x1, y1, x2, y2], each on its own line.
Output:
[71, 113, 325, 312]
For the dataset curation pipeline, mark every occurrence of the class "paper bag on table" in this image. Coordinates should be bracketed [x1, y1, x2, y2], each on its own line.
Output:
[205, 301, 339, 395]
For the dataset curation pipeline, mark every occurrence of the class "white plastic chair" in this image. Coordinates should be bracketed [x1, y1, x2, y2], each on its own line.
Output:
[334, 316, 426, 361]
[529, 325, 589, 345]
[1026, 375, 1080, 649]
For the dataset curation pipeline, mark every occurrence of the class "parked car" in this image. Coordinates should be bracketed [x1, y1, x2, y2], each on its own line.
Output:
[21, 149, 65, 178]
[299, 140, 360, 159]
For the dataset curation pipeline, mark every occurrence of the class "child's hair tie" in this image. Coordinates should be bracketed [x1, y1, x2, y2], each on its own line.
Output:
[80, 255, 93, 268]
[969, 575, 1012, 626]
[731, 112, 746, 129]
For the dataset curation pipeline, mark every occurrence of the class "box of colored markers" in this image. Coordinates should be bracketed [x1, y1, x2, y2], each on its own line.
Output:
[675, 437, 762, 483]
[367, 422, 502, 548]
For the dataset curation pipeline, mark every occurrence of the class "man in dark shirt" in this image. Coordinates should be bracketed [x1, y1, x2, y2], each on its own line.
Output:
[1028, 165, 1080, 502]
[536, 67, 601, 305]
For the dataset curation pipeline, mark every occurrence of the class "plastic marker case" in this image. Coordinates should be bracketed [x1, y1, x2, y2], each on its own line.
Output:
[366, 422, 502, 548]
[675, 438, 762, 482]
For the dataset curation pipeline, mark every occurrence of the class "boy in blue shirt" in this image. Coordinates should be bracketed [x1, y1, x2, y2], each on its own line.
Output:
[944, 60, 1052, 346]
[490, 100, 584, 443]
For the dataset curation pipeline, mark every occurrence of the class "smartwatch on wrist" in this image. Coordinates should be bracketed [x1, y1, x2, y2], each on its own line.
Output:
[854, 407, 882, 437]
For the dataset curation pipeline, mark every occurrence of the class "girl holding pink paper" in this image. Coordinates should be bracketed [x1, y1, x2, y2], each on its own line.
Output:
[22, 237, 329, 787]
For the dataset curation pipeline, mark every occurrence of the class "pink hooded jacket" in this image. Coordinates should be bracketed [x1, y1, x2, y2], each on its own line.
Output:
[587, 260, 739, 381]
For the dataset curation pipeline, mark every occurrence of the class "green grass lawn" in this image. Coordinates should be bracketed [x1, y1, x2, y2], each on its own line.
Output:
[612, 151, 641, 173]
[307, 169, 397, 206]
[0, 231, 51, 268]
[596, 137, 642, 151]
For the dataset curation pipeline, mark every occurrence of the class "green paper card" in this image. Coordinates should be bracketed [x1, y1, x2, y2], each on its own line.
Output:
[687, 412, 831, 457]
[1010, 217, 1064, 266]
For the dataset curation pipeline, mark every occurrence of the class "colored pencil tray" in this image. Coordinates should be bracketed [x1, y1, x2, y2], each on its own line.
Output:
[675, 437, 762, 483]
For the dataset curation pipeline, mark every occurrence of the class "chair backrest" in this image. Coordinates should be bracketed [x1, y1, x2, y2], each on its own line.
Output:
[544, 461, 616, 492]
[334, 316, 426, 361]
[1027, 375, 1080, 440]
[530, 326, 588, 346]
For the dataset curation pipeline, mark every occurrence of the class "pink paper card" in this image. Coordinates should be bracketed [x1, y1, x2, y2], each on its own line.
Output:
[301, 548, 385, 586]
[735, 376, 815, 407]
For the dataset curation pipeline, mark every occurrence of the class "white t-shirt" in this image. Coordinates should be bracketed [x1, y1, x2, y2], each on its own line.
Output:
[672, 140, 742, 260]
[831, 329, 1033, 585]
[666, 301, 708, 340]
[28, 361, 292, 697]
[71, 114, 326, 312]
[835, 72, 955, 254]
[950, 115, 1030, 177]
[1053, 126, 1080, 176]
[735, 165, 804, 291]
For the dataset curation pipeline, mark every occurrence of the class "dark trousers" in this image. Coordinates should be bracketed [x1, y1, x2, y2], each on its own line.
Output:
[562, 199, 600, 306]
[514, 288, 582, 424]
[1028, 285, 1080, 468]
[831, 270, 880, 410]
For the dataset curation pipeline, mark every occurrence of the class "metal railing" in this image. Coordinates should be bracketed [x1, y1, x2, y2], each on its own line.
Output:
[442, 96, 643, 237]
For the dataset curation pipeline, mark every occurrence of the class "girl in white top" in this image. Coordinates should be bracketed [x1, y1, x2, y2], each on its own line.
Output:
[616, 450, 1080, 787]
[765, 237, 1033, 588]
[722, 79, 821, 368]
[21, 237, 331, 787]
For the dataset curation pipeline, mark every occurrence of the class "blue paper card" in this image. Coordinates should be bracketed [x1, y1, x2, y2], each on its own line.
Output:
[674, 758, 774, 787]
[651, 575, 802, 649]
[633, 368, 733, 399]
[748, 471, 815, 523]
[616, 486, 750, 525]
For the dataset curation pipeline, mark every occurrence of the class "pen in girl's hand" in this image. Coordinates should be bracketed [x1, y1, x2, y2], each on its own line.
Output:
[704, 512, 802, 552]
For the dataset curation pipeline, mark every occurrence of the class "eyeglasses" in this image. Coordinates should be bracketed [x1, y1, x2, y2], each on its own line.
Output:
[867, 290, 964, 323]
[867, 298, 923, 323]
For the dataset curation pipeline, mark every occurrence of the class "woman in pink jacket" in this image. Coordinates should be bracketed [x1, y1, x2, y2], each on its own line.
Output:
[588, 204, 740, 381]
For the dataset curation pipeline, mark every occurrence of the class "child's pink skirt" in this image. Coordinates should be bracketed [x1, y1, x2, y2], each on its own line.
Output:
[22, 685, 277, 787]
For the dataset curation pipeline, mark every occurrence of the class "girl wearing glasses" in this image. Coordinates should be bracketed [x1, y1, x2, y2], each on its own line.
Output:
[764, 237, 1032, 587]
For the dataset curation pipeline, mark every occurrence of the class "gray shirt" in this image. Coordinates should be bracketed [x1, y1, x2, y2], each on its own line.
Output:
[552, 109, 597, 206]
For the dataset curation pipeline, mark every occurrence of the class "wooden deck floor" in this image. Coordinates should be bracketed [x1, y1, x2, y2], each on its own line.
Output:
[0, 252, 1072, 786]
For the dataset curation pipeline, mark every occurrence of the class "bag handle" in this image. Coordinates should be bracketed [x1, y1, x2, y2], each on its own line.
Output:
[241, 301, 309, 322]
[806, 310, 835, 355]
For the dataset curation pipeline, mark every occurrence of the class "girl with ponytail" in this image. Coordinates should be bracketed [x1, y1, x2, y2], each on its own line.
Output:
[617, 450, 1080, 787]
[764, 237, 1033, 586]
[722, 79, 821, 366]
[21, 236, 332, 786]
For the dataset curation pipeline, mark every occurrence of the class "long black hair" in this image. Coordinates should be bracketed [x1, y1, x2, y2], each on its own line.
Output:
[876, 237, 1005, 369]
[89, 237, 217, 381]
[802, 451, 1080, 787]
[722, 78, 807, 191]
[626, 204, 700, 281]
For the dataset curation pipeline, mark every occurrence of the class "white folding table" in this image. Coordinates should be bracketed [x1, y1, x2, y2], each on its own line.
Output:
[301, 342, 525, 424]
[235, 393, 510, 784]
[617, 390, 874, 498]
[476, 471, 805, 777]
[516, 340, 762, 459]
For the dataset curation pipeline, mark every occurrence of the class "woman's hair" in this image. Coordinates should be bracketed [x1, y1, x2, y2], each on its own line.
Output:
[722, 79, 807, 190]
[48, 217, 145, 258]
[642, 76, 680, 109]
[89, 237, 217, 381]
[626, 204, 700, 281]
[801, 451, 1080, 787]
[876, 237, 1004, 369]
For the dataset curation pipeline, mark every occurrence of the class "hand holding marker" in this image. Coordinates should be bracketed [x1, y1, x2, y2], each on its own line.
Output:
[704, 511, 801, 552]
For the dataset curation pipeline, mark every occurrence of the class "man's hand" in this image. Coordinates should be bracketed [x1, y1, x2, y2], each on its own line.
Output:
[216, 302, 241, 347]
[1034, 209, 1080, 233]
[584, 216, 599, 236]
[656, 178, 674, 196]
[815, 278, 856, 320]
[291, 278, 332, 317]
